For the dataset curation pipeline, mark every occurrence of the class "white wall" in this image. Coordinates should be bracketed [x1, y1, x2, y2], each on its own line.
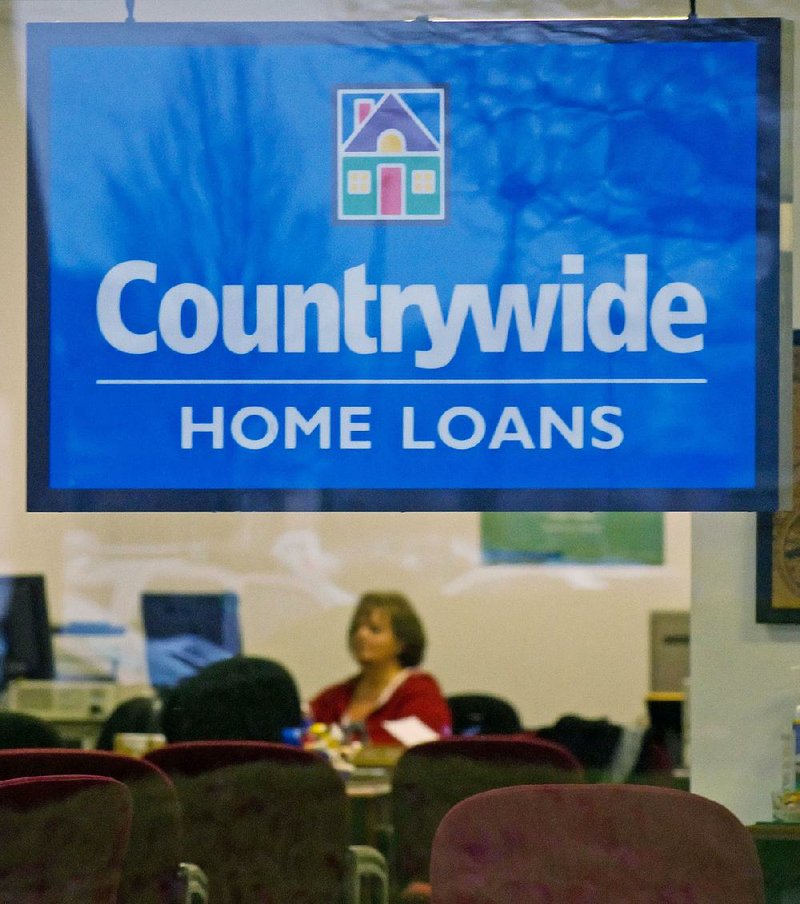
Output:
[690, 513, 800, 825]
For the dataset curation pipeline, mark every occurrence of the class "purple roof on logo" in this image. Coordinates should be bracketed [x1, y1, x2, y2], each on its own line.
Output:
[345, 93, 438, 153]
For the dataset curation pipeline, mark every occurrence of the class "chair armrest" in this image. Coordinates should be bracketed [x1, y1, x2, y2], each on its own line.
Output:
[345, 844, 388, 904]
[176, 861, 209, 904]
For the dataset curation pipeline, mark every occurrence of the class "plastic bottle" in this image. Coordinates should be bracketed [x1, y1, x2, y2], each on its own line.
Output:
[774, 675, 800, 819]
[788, 666, 800, 791]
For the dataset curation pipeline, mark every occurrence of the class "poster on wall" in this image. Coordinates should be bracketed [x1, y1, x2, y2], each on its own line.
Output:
[26, 18, 787, 512]
[481, 512, 663, 565]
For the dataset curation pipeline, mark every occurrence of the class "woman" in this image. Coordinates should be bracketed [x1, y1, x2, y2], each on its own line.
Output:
[310, 592, 451, 745]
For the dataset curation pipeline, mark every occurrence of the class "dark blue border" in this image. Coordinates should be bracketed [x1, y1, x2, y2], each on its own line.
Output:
[26, 18, 787, 512]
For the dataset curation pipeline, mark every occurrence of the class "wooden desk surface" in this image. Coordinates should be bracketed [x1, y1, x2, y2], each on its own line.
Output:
[346, 768, 392, 849]
[750, 821, 800, 841]
[345, 766, 393, 797]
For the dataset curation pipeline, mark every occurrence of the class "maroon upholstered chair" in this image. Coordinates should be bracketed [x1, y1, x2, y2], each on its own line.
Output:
[0, 748, 184, 903]
[430, 783, 766, 904]
[391, 736, 583, 898]
[146, 740, 387, 904]
[415, 737, 584, 770]
[146, 738, 318, 774]
[0, 774, 132, 903]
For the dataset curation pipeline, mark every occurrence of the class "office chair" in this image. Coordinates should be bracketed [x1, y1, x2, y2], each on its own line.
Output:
[446, 693, 522, 736]
[0, 748, 204, 904]
[0, 773, 132, 904]
[146, 740, 388, 904]
[95, 695, 163, 750]
[0, 710, 65, 748]
[391, 736, 583, 899]
[535, 714, 675, 784]
[430, 783, 766, 904]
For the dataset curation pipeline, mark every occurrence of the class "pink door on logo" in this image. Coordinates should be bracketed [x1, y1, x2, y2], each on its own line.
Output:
[379, 165, 403, 216]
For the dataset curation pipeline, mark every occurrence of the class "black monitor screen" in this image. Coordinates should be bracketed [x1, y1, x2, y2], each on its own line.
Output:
[141, 592, 242, 689]
[0, 575, 55, 688]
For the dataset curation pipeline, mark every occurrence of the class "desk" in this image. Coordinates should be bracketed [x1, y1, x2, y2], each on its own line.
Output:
[345, 767, 393, 904]
[346, 767, 392, 849]
[344, 746, 400, 847]
[749, 823, 800, 904]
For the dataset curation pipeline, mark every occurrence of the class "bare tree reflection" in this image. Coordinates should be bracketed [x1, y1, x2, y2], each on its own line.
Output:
[99, 45, 325, 290]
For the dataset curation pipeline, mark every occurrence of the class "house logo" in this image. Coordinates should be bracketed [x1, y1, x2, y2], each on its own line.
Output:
[337, 87, 445, 221]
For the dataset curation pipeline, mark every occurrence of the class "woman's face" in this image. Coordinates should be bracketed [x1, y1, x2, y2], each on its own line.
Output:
[350, 606, 403, 668]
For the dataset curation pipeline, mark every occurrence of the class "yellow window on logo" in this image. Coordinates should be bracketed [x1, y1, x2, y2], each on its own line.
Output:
[412, 169, 436, 195]
[348, 170, 372, 195]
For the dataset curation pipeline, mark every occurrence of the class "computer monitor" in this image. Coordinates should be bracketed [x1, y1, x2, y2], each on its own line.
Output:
[0, 575, 55, 688]
[141, 592, 242, 690]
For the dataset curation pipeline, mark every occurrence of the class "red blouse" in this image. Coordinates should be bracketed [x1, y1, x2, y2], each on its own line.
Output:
[309, 670, 452, 746]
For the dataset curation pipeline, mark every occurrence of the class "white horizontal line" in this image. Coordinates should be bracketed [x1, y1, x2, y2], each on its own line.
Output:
[96, 378, 707, 386]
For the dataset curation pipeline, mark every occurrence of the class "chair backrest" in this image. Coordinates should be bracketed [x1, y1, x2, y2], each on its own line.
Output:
[95, 695, 163, 750]
[391, 736, 583, 890]
[534, 713, 674, 782]
[430, 783, 766, 904]
[145, 740, 351, 904]
[0, 710, 65, 748]
[0, 748, 182, 904]
[0, 773, 132, 904]
[447, 694, 522, 736]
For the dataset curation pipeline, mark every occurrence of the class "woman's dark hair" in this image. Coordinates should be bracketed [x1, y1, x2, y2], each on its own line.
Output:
[348, 591, 426, 668]
[95, 696, 162, 750]
[161, 655, 302, 743]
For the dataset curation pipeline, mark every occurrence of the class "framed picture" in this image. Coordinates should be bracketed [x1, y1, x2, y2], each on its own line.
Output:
[756, 330, 800, 623]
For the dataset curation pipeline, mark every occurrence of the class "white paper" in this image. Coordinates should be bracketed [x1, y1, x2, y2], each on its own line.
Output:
[381, 715, 440, 746]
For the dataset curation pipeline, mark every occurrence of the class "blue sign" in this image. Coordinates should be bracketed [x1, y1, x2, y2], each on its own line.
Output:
[27, 19, 786, 511]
